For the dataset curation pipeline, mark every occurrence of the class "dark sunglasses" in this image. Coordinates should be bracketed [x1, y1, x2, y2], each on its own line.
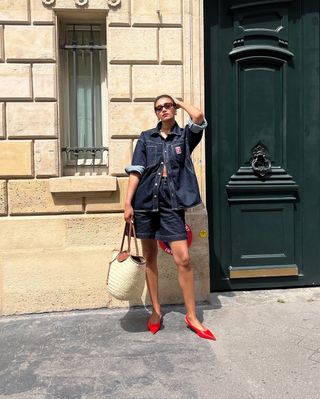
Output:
[154, 102, 175, 113]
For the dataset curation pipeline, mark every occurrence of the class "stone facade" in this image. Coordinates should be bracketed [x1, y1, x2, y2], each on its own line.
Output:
[0, 0, 209, 315]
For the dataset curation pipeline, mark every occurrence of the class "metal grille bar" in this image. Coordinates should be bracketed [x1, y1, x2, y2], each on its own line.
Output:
[62, 147, 108, 173]
[60, 44, 106, 50]
[72, 43, 77, 147]
[90, 25, 95, 147]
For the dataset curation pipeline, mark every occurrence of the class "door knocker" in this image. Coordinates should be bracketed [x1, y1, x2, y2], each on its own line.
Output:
[250, 143, 272, 177]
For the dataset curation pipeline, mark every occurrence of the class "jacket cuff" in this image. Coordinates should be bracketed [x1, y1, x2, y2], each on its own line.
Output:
[125, 165, 145, 175]
[188, 117, 208, 133]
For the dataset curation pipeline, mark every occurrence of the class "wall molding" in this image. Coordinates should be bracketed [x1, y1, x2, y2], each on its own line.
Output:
[41, 0, 121, 7]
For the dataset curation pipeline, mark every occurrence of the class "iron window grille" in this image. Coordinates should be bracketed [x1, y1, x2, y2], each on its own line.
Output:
[60, 24, 108, 174]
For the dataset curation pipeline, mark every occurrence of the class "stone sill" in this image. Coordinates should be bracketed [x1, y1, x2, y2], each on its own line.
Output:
[49, 176, 117, 194]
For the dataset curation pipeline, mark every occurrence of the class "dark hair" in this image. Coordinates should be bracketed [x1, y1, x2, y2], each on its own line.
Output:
[153, 94, 176, 110]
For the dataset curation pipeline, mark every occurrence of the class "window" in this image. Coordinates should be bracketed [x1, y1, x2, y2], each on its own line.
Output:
[59, 23, 107, 175]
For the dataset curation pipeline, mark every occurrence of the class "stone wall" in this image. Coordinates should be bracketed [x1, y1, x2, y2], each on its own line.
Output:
[0, 0, 210, 315]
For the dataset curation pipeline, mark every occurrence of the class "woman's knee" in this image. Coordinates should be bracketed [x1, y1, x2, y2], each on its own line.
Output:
[144, 250, 158, 264]
[175, 254, 190, 269]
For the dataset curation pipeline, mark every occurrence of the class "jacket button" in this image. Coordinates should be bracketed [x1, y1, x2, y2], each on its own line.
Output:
[154, 195, 157, 198]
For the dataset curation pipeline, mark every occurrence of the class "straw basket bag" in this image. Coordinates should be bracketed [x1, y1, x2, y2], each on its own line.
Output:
[107, 221, 146, 300]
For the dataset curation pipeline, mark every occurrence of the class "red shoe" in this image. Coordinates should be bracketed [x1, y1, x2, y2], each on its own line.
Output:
[147, 313, 163, 335]
[185, 315, 216, 341]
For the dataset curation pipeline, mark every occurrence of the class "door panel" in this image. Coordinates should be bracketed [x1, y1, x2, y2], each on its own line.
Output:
[238, 63, 284, 166]
[204, 0, 320, 290]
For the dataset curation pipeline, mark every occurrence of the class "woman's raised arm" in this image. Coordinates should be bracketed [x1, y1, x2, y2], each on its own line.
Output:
[172, 97, 205, 125]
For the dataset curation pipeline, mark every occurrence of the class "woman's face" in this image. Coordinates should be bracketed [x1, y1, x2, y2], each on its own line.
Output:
[154, 97, 176, 122]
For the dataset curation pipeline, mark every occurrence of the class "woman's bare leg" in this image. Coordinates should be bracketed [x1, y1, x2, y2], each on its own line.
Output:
[142, 239, 162, 323]
[170, 240, 206, 331]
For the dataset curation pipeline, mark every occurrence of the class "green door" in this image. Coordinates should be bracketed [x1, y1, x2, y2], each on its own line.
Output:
[204, 0, 320, 290]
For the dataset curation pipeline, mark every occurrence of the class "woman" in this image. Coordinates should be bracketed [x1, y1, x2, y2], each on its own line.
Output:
[124, 94, 216, 340]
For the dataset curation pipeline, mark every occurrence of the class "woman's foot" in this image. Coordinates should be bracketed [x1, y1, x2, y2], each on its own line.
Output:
[147, 311, 163, 334]
[185, 314, 216, 341]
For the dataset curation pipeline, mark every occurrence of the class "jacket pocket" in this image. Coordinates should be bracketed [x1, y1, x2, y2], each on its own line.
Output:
[171, 142, 186, 165]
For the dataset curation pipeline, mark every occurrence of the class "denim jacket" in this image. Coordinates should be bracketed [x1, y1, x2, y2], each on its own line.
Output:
[125, 118, 207, 212]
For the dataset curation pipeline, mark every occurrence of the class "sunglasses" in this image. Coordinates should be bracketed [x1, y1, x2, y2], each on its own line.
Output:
[154, 102, 175, 113]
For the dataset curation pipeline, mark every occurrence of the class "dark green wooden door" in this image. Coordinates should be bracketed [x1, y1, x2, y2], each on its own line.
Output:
[204, 0, 320, 290]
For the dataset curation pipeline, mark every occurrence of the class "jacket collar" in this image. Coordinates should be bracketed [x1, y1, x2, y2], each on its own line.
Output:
[150, 121, 181, 136]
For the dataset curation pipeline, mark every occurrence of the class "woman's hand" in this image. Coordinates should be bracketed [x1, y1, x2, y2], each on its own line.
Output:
[124, 204, 134, 223]
[172, 97, 182, 109]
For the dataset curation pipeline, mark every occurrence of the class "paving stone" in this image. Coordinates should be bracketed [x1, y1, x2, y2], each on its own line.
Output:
[309, 351, 320, 363]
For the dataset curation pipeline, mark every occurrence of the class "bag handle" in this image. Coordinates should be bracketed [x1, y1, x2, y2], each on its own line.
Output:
[120, 220, 139, 255]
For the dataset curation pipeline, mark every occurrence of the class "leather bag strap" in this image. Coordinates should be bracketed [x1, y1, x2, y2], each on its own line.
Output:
[131, 222, 139, 255]
[120, 220, 140, 255]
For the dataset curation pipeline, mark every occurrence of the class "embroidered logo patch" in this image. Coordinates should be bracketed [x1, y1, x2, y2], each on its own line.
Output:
[175, 146, 182, 154]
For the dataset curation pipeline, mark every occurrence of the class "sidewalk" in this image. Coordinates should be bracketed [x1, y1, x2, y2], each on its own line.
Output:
[1, 287, 320, 399]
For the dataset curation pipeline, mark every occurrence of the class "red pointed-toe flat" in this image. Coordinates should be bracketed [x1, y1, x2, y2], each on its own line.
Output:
[185, 315, 216, 341]
[147, 313, 163, 335]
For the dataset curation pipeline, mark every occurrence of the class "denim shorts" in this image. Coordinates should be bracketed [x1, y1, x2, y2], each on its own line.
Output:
[134, 178, 187, 242]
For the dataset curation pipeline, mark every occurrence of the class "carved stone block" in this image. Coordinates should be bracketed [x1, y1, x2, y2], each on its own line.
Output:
[7, 102, 57, 138]
[109, 139, 132, 176]
[33, 63, 57, 100]
[0, 180, 7, 215]
[0, 103, 4, 139]
[109, 28, 157, 63]
[108, 65, 131, 101]
[0, 140, 33, 178]
[5, 26, 56, 61]
[132, 65, 183, 100]
[31, 0, 54, 24]
[8, 179, 83, 215]
[0, 64, 32, 100]
[109, 102, 157, 137]
[159, 28, 183, 64]
[34, 139, 59, 177]
[0, 0, 30, 24]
